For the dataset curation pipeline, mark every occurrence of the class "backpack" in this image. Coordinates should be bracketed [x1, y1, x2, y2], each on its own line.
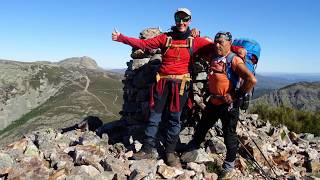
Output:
[232, 38, 261, 75]
[223, 38, 261, 91]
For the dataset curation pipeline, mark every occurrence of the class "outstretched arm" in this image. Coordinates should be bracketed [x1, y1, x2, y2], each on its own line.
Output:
[111, 30, 165, 51]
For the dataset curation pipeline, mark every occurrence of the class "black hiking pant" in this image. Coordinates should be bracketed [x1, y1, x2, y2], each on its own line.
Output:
[193, 102, 239, 162]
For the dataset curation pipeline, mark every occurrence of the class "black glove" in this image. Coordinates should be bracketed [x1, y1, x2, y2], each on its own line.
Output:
[240, 93, 251, 110]
[236, 91, 251, 110]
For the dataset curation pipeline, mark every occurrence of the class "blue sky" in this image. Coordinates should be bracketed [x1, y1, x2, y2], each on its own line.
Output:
[1, 0, 319, 73]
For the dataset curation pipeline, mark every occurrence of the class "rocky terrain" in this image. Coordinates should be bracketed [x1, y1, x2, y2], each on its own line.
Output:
[0, 57, 123, 145]
[252, 82, 320, 111]
[0, 113, 320, 180]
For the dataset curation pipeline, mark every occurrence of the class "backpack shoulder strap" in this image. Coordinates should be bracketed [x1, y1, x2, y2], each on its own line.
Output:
[187, 36, 194, 58]
[226, 52, 236, 65]
[165, 36, 172, 48]
[164, 35, 194, 57]
[225, 52, 240, 89]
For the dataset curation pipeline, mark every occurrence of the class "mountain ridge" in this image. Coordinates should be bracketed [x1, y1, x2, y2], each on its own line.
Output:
[252, 81, 320, 111]
[0, 57, 123, 145]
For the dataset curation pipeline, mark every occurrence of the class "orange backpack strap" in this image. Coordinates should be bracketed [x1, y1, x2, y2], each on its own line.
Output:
[165, 36, 172, 48]
[187, 37, 194, 57]
[164, 36, 194, 57]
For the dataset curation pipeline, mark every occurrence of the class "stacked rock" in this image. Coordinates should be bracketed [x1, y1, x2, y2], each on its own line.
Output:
[118, 28, 162, 140]
[179, 49, 211, 128]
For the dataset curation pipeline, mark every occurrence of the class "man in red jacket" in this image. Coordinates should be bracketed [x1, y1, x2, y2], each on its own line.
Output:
[112, 8, 212, 167]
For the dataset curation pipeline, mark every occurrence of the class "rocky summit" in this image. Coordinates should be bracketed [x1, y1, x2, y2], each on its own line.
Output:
[0, 113, 320, 179]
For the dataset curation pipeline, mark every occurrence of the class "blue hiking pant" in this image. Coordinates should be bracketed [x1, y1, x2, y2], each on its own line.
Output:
[144, 80, 189, 153]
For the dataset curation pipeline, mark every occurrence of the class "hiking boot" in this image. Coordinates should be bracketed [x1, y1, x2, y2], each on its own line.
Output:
[165, 152, 182, 168]
[131, 148, 158, 160]
[219, 169, 236, 180]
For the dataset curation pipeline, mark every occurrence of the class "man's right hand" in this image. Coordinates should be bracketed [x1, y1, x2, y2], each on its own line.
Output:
[112, 29, 121, 41]
[237, 48, 246, 59]
[224, 93, 234, 104]
[191, 28, 200, 37]
[231, 46, 247, 59]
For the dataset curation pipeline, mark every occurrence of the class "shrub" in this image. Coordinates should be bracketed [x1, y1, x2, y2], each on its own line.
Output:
[250, 103, 320, 136]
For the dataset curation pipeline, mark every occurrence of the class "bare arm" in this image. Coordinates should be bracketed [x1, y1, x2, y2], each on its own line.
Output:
[235, 63, 257, 93]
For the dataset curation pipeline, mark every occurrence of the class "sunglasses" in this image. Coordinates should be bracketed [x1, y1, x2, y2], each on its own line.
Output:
[215, 31, 232, 41]
[175, 15, 191, 23]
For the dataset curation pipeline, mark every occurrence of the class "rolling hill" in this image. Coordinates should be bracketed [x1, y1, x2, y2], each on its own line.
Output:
[252, 81, 320, 111]
[0, 57, 123, 145]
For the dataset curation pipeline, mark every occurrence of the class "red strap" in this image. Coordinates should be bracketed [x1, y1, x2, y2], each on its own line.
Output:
[149, 79, 167, 110]
[156, 79, 166, 95]
[149, 83, 155, 109]
[170, 83, 180, 112]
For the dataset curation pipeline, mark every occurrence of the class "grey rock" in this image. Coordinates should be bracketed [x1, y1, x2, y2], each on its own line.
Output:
[66, 175, 93, 180]
[132, 58, 150, 70]
[0, 152, 14, 168]
[207, 137, 226, 154]
[24, 139, 40, 157]
[186, 162, 206, 173]
[78, 131, 101, 146]
[302, 133, 315, 141]
[203, 172, 218, 180]
[95, 171, 116, 180]
[195, 72, 207, 80]
[139, 28, 161, 39]
[181, 148, 215, 163]
[71, 165, 100, 177]
[157, 165, 184, 179]
[100, 156, 131, 176]
[192, 172, 204, 180]
[129, 159, 163, 179]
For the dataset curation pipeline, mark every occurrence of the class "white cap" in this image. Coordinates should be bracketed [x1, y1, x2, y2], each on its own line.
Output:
[175, 8, 191, 16]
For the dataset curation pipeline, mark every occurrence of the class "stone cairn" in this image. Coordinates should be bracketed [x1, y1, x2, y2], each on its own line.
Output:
[1, 28, 320, 179]
[120, 27, 162, 123]
[114, 28, 163, 144]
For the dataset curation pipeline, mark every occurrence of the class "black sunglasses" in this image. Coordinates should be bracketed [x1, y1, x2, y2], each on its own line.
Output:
[215, 31, 232, 41]
[175, 15, 191, 23]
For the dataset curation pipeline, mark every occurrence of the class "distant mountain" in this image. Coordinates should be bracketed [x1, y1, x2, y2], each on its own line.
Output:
[0, 57, 123, 145]
[253, 73, 320, 98]
[57, 56, 99, 70]
[260, 72, 320, 82]
[107, 68, 126, 74]
[252, 81, 320, 111]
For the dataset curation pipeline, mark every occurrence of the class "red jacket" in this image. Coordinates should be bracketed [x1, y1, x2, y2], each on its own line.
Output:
[117, 33, 212, 75]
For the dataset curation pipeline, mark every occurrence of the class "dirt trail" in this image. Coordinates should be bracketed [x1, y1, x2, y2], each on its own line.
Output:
[63, 75, 119, 118]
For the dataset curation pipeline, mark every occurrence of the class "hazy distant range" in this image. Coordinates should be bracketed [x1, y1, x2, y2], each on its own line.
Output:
[109, 68, 320, 98]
